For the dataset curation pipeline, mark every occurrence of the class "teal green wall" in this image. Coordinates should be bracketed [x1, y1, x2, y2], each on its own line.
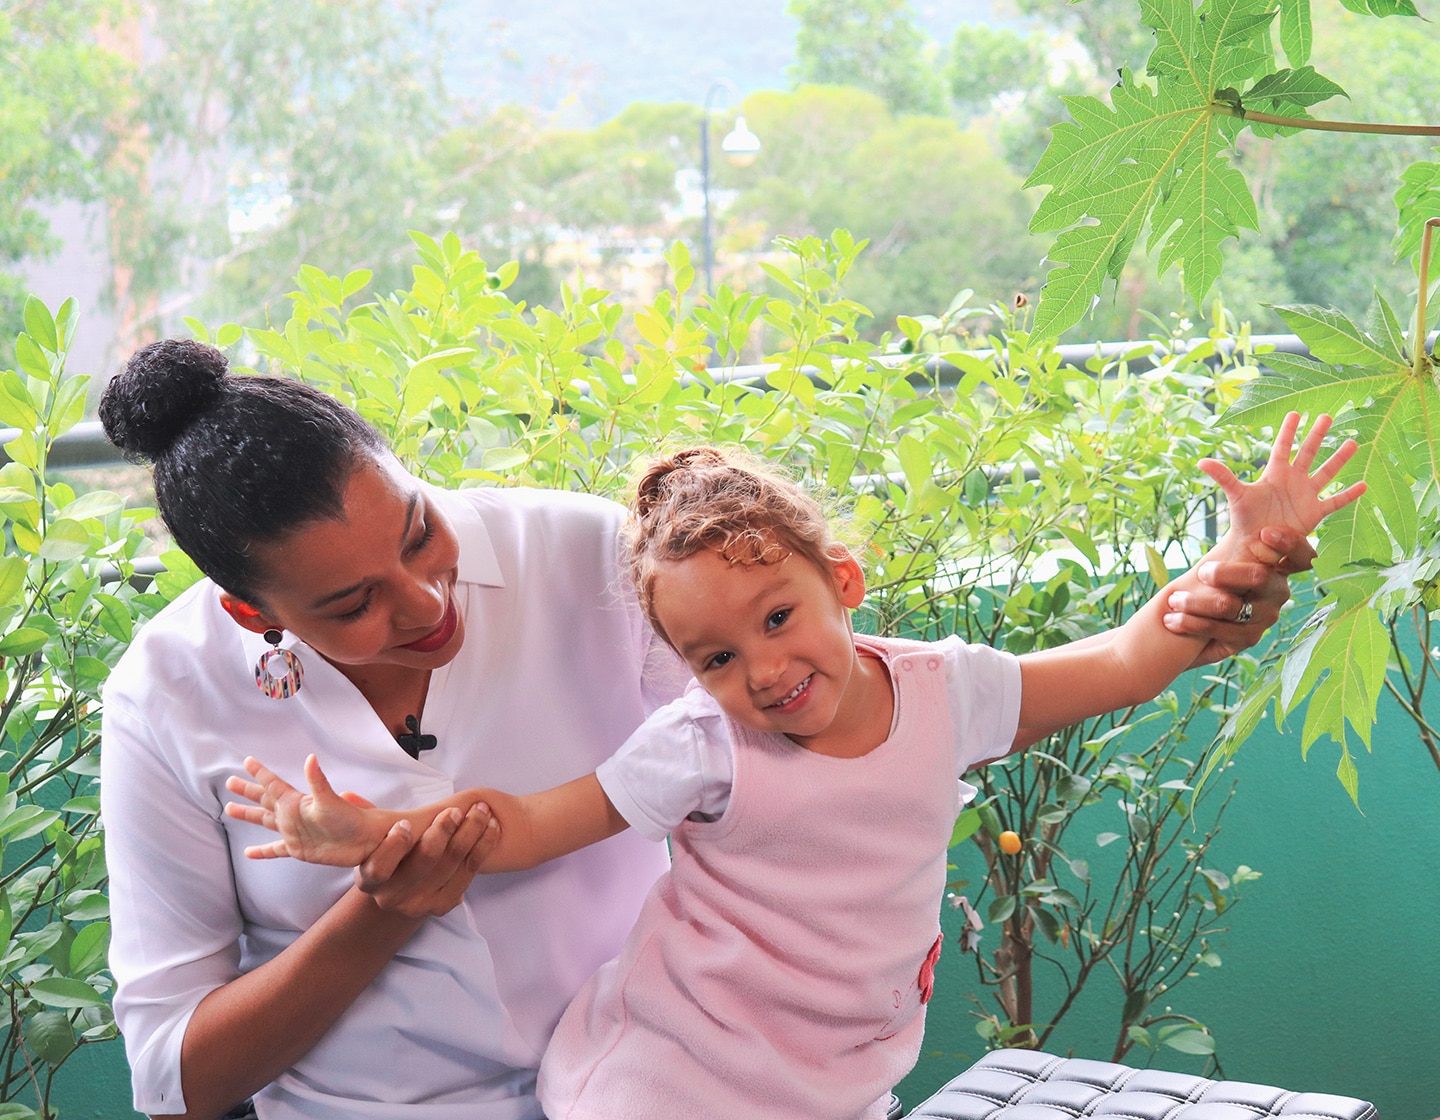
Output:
[59, 697, 1440, 1119]
[902, 691, 1440, 1119]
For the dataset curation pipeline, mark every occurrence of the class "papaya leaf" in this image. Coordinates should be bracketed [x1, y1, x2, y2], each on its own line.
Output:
[1025, 0, 1351, 338]
[1273, 304, 1407, 369]
[1393, 156, 1440, 272]
[1337, 0, 1419, 14]
[1278, 0, 1312, 66]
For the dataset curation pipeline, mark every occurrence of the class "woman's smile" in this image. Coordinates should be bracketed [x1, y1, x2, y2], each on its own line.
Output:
[400, 597, 459, 653]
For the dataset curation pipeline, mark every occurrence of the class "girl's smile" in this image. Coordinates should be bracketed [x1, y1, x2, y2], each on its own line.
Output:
[651, 548, 893, 758]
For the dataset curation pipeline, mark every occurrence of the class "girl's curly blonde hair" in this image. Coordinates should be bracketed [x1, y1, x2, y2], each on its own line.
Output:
[625, 446, 845, 648]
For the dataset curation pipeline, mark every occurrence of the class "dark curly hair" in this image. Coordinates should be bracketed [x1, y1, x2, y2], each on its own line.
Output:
[100, 339, 387, 604]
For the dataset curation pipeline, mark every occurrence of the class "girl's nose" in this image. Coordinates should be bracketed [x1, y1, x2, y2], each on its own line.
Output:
[748, 655, 785, 691]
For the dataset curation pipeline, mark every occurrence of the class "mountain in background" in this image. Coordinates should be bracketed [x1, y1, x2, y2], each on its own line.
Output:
[435, 0, 1019, 122]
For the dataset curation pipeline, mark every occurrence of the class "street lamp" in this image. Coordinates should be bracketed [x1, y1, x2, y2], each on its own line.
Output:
[701, 78, 761, 295]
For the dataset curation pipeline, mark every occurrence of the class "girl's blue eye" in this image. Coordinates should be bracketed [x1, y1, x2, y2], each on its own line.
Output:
[705, 651, 734, 670]
[766, 609, 790, 630]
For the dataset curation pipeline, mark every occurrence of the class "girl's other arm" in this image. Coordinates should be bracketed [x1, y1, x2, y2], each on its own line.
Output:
[1012, 413, 1363, 736]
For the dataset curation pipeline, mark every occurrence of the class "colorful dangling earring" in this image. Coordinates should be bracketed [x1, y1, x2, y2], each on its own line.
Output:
[255, 628, 304, 699]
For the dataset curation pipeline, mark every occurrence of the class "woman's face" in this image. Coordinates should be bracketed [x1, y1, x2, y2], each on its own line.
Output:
[235, 455, 466, 673]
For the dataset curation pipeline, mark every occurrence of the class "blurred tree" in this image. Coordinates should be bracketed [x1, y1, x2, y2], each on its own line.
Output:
[1233, 7, 1440, 317]
[432, 100, 692, 307]
[132, 0, 450, 327]
[946, 23, 1046, 117]
[0, 0, 133, 353]
[787, 0, 946, 117]
[735, 85, 1044, 338]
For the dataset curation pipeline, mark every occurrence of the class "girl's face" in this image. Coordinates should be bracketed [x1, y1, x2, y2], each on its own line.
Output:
[224, 455, 465, 675]
[651, 547, 877, 754]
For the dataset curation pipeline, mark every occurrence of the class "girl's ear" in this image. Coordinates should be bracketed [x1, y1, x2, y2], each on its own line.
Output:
[219, 594, 278, 635]
[829, 550, 867, 609]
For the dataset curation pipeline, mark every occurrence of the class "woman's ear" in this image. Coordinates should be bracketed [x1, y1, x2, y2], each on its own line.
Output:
[219, 594, 277, 635]
[829, 550, 867, 610]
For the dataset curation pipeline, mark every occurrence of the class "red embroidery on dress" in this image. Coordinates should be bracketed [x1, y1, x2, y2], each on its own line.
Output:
[918, 933, 943, 1004]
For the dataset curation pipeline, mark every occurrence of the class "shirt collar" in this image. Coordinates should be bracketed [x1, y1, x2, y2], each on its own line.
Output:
[427, 484, 504, 588]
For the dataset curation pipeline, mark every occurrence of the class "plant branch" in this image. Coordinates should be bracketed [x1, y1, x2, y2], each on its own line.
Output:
[1218, 104, 1440, 136]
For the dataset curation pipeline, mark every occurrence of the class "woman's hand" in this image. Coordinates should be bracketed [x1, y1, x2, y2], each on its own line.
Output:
[1162, 525, 1316, 667]
[355, 801, 499, 918]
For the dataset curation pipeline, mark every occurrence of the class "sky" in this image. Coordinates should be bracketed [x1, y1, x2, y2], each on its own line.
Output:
[435, 0, 1018, 123]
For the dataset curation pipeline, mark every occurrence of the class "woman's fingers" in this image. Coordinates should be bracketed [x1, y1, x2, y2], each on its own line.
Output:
[355, 820, 417, 893]
[356, 806, 486, 917]
[1259, 526, 1316, 573]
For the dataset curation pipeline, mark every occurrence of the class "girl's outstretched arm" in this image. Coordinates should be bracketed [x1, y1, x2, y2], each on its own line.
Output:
[1011, 412, 1364, 737]
[226, 756, 628, 873]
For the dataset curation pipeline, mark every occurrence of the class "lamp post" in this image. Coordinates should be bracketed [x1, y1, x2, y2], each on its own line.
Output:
[701, 78, 761, 296]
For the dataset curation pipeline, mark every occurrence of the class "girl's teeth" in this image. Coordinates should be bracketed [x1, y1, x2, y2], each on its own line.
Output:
[774, 676, 811, 706]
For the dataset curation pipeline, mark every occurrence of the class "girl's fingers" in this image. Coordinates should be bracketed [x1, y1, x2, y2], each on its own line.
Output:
[1320, 480, 1367, 514]
[1290, 411, 1329, 471]
[224, 801, 270, 827]
[304, 753, 337, 799]
[244, 840, 291, 860]
[226, 775, 264, 803]
[1270, 411, 1303, 470]
[1198, 458, 1244, 503]
[242, 756, 280, 784]
[1310, 438, 1359, 488]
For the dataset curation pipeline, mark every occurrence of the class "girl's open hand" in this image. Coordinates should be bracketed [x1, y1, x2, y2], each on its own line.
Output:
[224, 754, 381, 866]
[1199, 412, 1366, 549]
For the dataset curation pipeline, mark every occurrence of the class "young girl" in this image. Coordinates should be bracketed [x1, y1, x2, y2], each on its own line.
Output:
[227, 412, 1361, 1120]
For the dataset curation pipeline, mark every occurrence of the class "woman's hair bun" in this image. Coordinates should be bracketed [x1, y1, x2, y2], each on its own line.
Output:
[100, 339, 229, 461]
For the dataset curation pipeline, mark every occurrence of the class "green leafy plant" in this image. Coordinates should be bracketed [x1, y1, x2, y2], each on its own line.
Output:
[882, 306, 1271, 1067]
[0, 297, 177, 1116]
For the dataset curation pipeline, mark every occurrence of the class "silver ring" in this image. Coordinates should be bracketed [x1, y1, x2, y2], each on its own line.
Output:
[1235, 600, 1254, 624]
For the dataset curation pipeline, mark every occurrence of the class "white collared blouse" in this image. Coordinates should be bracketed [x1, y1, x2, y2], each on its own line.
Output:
[101, 485, 685, 1119]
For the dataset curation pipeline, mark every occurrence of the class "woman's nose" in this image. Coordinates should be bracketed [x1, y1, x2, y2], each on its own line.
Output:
[396, 576, 445, 628]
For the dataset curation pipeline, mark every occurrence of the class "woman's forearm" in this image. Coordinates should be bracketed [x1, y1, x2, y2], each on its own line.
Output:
[170, 889, 422, 1120]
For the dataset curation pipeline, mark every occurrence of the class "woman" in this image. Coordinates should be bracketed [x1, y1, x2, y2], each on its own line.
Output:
[99, 339, 1302, 1120]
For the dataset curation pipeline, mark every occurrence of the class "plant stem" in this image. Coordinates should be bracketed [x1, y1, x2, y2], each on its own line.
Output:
[1220, 105, 1440, 136]
[1416, 219, 1440, 378]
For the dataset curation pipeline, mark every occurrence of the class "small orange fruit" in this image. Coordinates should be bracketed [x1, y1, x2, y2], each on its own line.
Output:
[998, 830, 1022, 855]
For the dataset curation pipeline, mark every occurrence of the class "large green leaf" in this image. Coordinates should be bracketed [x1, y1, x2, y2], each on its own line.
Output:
[1025, 0, 1350, 338]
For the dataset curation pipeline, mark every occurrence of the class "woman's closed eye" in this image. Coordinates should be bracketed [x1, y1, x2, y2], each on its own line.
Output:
[337, 591, 375, 622]
[407, 518, 436, 554]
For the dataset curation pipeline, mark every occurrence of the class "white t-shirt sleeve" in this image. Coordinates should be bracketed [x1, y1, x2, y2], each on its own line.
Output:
[935, 635, 1023, 776]
[596, 687, 736, 842]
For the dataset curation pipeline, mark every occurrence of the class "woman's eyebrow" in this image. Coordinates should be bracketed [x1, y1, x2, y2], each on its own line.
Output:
[306, 492, 420, 610]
